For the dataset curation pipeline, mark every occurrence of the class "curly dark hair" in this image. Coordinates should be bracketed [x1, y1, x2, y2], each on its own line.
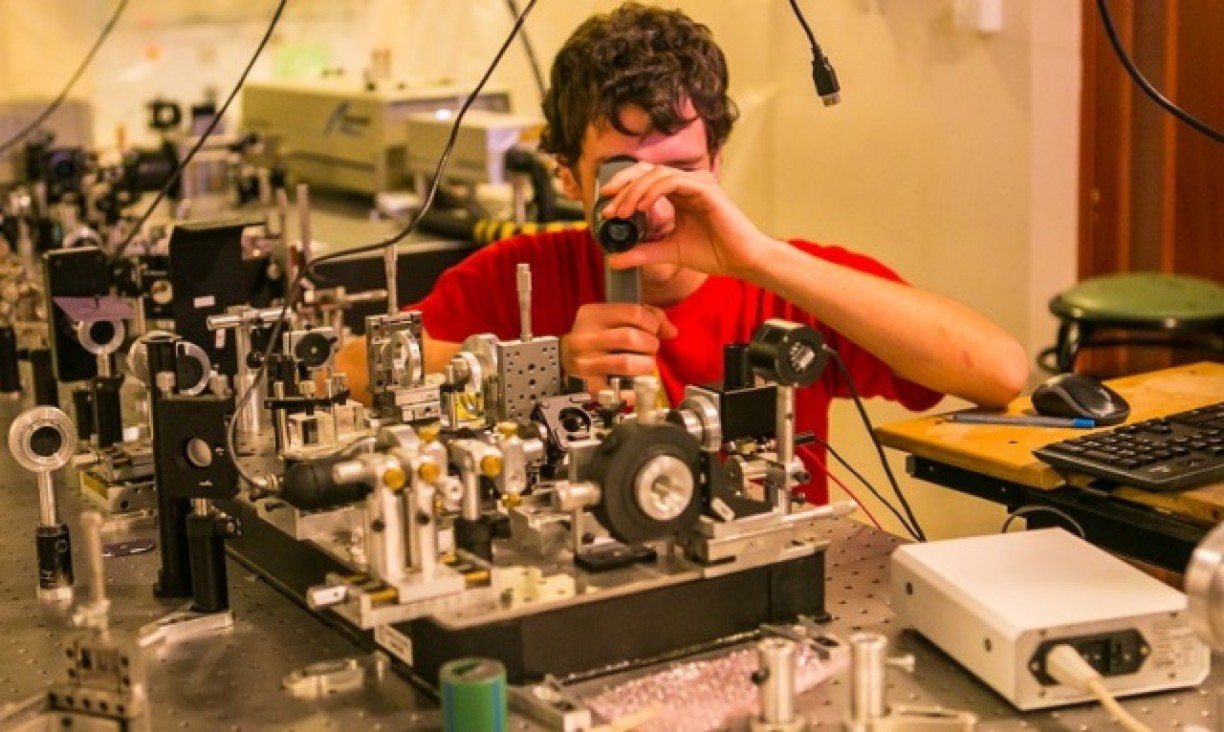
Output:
[539, 3, 739, 168]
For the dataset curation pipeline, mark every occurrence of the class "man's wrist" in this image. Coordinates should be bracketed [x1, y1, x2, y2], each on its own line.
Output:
[740, 235, 791, 286]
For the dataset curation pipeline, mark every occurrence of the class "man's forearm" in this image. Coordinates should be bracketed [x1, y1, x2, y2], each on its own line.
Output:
[743, 238, 1028, 407]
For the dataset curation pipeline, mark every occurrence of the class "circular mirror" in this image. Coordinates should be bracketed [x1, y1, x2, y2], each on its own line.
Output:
[8, 407, 78, 472]
[77, 318, 125, 356]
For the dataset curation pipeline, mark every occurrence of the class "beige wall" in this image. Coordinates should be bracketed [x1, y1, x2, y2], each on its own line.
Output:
[699, 0, 1082, 539]
[0, 2, 95, 98]
[1, 1, 1082, 539]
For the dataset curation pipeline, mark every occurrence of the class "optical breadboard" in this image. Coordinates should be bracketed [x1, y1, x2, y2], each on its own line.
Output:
[891, 528, 1209, 710]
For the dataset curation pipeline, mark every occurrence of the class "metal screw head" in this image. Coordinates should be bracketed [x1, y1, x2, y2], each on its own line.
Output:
[383, 465, 407, 491]
[418, 462, 441, 484]
[480, 454, 504, 477]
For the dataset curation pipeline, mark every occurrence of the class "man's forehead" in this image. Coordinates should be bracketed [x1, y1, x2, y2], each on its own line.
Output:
[590, 109, 651, 140]
[582, 109, 706, 159]
[594, 99, 698, 135]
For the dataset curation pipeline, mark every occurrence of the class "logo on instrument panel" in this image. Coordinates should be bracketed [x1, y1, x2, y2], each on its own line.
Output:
[323, 102, 371, 138]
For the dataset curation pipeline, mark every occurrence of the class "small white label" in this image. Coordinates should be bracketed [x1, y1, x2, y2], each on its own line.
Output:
[1154, 620, 1207, 671]
[193, 295, 216, 309]
[374, 624, 414, 665]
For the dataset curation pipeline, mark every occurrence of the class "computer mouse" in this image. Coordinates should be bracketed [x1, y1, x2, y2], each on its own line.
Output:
[1031, 373, 1131, 426]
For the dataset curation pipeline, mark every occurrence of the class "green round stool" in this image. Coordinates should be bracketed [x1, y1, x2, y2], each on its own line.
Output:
[1046, 272, 1224, 373]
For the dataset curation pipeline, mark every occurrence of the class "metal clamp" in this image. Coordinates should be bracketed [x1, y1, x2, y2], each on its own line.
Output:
[845, 632, 976, 732]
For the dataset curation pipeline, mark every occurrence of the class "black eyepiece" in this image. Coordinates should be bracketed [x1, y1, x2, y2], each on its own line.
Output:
[592, 155, 647, 254]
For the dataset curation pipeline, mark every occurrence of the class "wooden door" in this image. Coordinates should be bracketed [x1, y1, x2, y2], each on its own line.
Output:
[1078, 0, 1224, 376]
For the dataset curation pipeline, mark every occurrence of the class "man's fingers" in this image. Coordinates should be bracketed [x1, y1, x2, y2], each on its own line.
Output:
[579, 302, 675, 338]
[572, 352, 658, 380]
[602, 163, 673, 219]
[644, 306, 679, 339]
[567, 327, 661, 356]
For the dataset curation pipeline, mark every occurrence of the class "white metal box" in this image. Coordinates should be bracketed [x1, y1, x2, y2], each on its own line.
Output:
[891, 528, 1209, 710]
[241, 79, 509, 194]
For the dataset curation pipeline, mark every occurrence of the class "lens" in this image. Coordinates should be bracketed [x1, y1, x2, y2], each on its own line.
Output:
[559, 407, 592, 437]
[597, 216, 642, 253]
[184, 437, 213, 468]
[179, 358, 205, 390]
[53, 160, 76, 179]
[748, 319, 828, 387]
[294, 332, 331, 368]
[89, 320, 116, 346]
[606, 222, 632, 246]
[30, 426, 64, 458]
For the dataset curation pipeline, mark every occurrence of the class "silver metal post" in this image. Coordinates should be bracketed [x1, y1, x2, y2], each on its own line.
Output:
[848, 632, 889, 725]
[409, 483, 438, 581]
[756, 637, 798, 724]
[461, 468, 482, 522]
[517, 263, 532, 341]
[207, 306, 285, 439]
[17, 217, 35, 275]
[367, 481, 408, 584]
[775, 385, 796, 513]
[511, 175, 529, 225]
[384, 245, 399, 316]
[134, 297, 148, 338]
[37, 472, 58, 527]
[569, 507, 583, 556]
[634, 375, 660, 425]
[96, 352, 113, 379]
[234, 325, 261, 436]
[273, 381, 290, 449]
[82, 511, 107, 608]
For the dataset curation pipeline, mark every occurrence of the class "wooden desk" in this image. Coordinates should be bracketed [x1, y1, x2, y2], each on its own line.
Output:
[875, 362, 1224, 570]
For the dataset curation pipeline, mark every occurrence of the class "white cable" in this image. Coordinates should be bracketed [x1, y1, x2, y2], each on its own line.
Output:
[1085, 677, 1150, 732]
[1044, 644, 1151, 732]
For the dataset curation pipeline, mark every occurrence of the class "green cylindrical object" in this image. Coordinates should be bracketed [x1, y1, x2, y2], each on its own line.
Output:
[440, 657, 507, 732]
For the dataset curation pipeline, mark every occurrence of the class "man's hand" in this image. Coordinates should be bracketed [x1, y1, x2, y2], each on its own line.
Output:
[596, 161, 777, 283]
[561, 302, 678, 392]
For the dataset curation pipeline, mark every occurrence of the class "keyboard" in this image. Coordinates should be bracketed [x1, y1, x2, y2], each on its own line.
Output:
[1033, 402, 1224, 491]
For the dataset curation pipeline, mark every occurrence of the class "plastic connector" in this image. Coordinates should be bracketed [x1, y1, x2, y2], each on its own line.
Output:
[811, 54, 841, 106]
[1044, 643, 1101, 688]
[1043, 644, 1152, 732]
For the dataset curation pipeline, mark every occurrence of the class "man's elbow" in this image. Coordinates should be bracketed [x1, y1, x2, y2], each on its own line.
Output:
[979, 338, 1029, 408]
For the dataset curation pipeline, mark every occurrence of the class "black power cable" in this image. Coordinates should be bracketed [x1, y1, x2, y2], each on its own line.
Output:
[823, 347, 927, 542]
[0, 0, 131, 156]
[226, 0, 541, 489]
[813, 434, 922, 542]
[1095, 0, 1224, 144]
[109, 0, 288, 265]
[787, 0, 840, 106]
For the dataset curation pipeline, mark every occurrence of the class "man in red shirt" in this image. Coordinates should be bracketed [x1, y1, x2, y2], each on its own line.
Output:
[339, 3, 1027, 502]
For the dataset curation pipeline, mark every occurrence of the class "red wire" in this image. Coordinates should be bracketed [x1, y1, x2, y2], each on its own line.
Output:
[810, 451, 883, 532]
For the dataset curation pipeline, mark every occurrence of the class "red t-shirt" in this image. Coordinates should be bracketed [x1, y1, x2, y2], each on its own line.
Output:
[412, 228, 942, 503]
